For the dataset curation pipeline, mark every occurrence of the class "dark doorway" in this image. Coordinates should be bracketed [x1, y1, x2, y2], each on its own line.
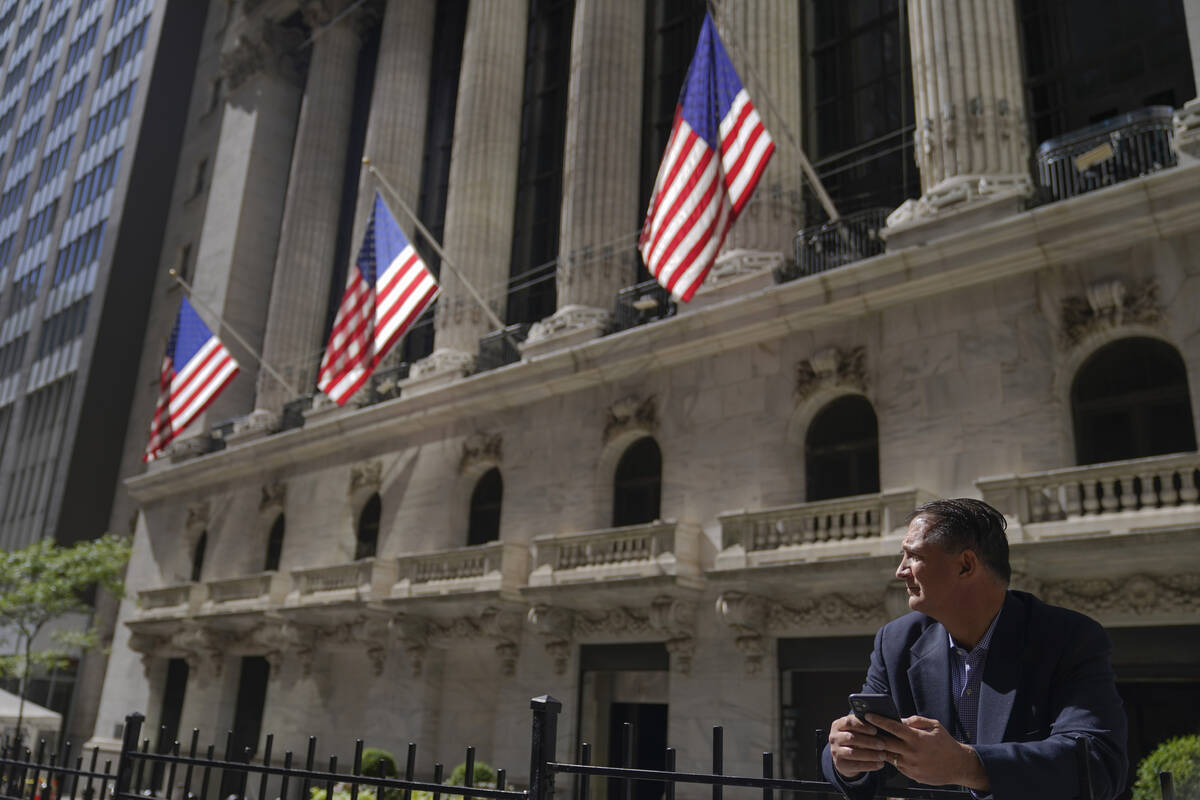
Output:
[613, 437, 662, 527]
[805, 395, 880, 502]
[190, 532, 206, 582]
[264, 514, 284, 571]
[608, 703, 668, 800]
[220, 657, 269, 796]
[1071, 337, 1196, 465]
[152, 659, 188, 790]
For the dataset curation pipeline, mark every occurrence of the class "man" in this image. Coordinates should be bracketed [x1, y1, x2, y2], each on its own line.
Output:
[822, 498, 1127, 800]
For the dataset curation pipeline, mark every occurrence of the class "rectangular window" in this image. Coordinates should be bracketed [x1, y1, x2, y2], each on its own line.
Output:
[25, 67, 53, 108]
[0, 177, 28, 218]
[0, 4, 17, 38]
[4, 54, 29, 96]
[0, 334, 28, 378]
[11, 119, 44, 162]
[51, 77, 86, 129]
[14, 4, 42, 47]
[82, 82, 134, 149]
[37, 12, 66, 59]
[21, 199, 57, 251]
[98, 20, 147, 82]
[65, 20, 98, 70]
[36, 139, 70, 188]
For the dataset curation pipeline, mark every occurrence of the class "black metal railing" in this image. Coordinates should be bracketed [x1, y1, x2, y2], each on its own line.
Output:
[0, 696, 1160, 800]
[612, 280, 676, 333]
[279, 395, 314, 432]
[785, 207, 890, 281]
[477, 324, 530, 373]
[1033, 106, 1178, 205]
[363, 363, 411, 404]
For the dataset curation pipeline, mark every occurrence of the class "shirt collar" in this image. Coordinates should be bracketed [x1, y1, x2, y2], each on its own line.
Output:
[948, 607, 1002, 656]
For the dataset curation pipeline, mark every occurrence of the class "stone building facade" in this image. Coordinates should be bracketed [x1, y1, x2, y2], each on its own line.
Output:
[93, 0, 1200, 793]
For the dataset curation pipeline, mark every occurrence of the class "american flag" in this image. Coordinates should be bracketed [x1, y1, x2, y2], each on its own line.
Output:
[640, 13, 775, 302]
[144, 296, 239, 462]
[317, 193, 439, 405]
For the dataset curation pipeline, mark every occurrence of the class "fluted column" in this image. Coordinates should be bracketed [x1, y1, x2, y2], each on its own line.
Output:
[889, 0, 1030, 231]
[523, 0, 643, 353]
[253, 0, 362, 419]
[185, 18, 304, 432]
[350, 0, 436, 244]
[1172, 0, 1200, 158]
[716, 2, 802, 265]
[411, 0, 528, 381]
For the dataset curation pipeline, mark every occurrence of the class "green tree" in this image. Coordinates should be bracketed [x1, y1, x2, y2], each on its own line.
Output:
[0, 534, 130, 741]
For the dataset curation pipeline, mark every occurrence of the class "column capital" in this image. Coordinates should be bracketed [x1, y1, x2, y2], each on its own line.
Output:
[302, 0, 380, 39]
[219, 19, 307, 91]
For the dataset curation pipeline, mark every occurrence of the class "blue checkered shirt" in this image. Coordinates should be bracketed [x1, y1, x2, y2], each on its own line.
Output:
[949, 610, 1001, 744]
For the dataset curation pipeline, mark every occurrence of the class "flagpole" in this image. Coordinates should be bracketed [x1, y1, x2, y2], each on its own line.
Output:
[707, 0, 841, 223]
[167, 269, 302, 398]
[364, 159, 524, 354]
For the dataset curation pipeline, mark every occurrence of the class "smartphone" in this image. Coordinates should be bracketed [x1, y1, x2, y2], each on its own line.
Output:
[848, 692, 902, 734]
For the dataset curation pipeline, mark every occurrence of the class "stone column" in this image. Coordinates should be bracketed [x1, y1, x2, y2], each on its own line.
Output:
[350, 0, 436, 245]
[407, 0, 528, 388]
[711, 2, 803, 283]
[250, 0, 363, 425]
[887, 0, 1031, 242]
[184, 18, 304, 434]
[1173, 0, 1200, 158]
[522, 0, 643, 357]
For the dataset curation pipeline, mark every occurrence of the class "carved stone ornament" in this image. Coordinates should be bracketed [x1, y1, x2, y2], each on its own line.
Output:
[1060, 279, 1162, 347]
[528, 605, 575, 675]
[885, 174, 1033, 228]
[715, 591, 768, 674]
[1174, 98, 1200, 159]
[252, 619, 319, 679]
[218, 19, 306, 91]
[127, 631, 167, 677]
[391, 615, 430, 677]
[766, 592, 887, 632]
[711, 249, 784, 280]
[794, 346, 868, 401]
[1038, 574, 1200, 619]
[260, 482, 286, 513]
[409, 348, 475, 380]
[186, 501, 210, 530]
[424, 607, 522, 676]
[648, 596, 697, 675]
[604, 395, 657, 443]
[349, 461, 382, 496]
[459, 432, 503, 476]
[526, 305, 610, 342]
[169, 624, 231, 683]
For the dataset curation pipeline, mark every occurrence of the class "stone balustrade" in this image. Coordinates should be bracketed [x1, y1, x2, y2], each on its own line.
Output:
[288, 557, 398, 604]
[528, 520, 700, 586]
[137, 583, 204, 614]
[977, 452, 1200, 536]
[713, 489, 928, 569]
[392, 542, 528, 598]
[205, 572, 290, 607]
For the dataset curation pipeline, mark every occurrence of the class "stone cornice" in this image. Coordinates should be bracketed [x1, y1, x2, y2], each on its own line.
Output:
[126, 164, 1200, 503]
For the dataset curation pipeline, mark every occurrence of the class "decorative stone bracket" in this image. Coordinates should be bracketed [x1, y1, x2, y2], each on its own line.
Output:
[527, 605, 575, 676]
[604, 395, 657, 444]
[459, 433, 502, 475]
[260, 482, 286, 514]
[714, 591, 768, 674]
[795, 346, 868, 401]
[1059, 279, 1161, 348]
[349, 460, 382, 496]
[252, 619, 320, 679]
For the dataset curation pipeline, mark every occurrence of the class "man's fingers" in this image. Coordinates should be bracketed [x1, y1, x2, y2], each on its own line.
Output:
[865, 714, 913, 741]
[901, 715, 939, 730]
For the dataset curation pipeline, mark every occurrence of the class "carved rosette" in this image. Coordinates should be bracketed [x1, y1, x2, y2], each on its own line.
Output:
[604, 395, 657, 444]
[1060, 279, 1162, 348]
[349, 461, 382, 496]
[459, 432, 503, 475]
[794, 346, 868, 401]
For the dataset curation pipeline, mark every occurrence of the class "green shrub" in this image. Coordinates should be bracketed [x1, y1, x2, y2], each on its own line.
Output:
[447, 760, 497, 788]
[1134, 735, 1200, 800]
[362, 748, 399, 778]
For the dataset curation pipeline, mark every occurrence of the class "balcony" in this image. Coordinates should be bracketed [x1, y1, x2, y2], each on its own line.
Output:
[1033, 106, 1177, 205]
[477, 324, 530, 372]
[611, 279, 676, 333]
[784, 207, 889, 281]
[977, 451, 1200, 540]
[713, 489, 930, 570]
[391, 542, 528, 601]
[202, 571, 290, 611]
[136, 582, 204, 617]
[286, 557, 398, 607]
[527, 520, 702, 594]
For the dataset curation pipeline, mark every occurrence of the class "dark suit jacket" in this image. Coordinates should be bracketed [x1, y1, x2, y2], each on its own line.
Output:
[821, 590, 1127, 800]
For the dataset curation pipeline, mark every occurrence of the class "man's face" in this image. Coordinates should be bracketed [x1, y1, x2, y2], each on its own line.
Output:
[896, 515, 963, 618]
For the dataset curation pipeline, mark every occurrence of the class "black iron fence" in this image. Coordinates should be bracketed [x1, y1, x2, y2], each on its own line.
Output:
[0, 696, 1169, 800]
[786, 208, 890, 282]
[1033, 106, 1177, 205]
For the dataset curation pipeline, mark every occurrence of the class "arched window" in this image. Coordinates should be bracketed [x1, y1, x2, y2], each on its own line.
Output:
[805, 395, 880, 502]
[1071, 337, 1197, 465]
[355, 494, 381, 560]
[613, 437, 662, 527]
[263, 514, 284, 572]
[190, 532, 207, 583]
[467, 468, 503, 546]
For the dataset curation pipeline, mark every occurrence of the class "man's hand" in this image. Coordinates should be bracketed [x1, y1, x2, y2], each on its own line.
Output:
[869, 714, 990, 791]
[828, 713, 888, 779]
